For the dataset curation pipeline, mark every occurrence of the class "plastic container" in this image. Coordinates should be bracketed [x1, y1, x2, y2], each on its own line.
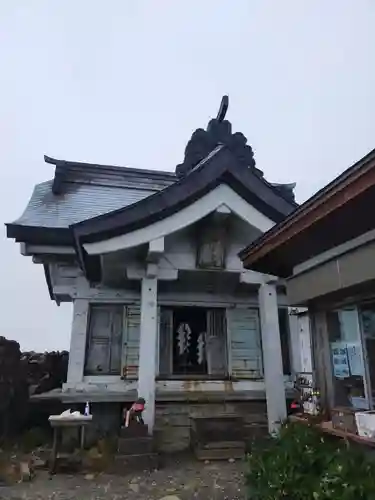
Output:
[355, 411, 375, 438]
[331, 407, 358, 434]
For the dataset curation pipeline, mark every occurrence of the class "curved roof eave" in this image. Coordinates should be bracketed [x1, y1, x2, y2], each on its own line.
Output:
[70, 146, 297, 245]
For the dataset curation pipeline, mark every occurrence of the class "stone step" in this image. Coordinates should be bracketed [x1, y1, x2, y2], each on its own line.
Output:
[108, 453, 159, 474]
[194, 446, 245, 461]
[117, 436, 154, 455]
[202, 440, 245, 450]
[120, 425, 149, 438]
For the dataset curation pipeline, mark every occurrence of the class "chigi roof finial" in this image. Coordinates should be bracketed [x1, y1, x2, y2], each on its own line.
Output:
[216, 95, 229, 122]
[175, 93, 262, 179]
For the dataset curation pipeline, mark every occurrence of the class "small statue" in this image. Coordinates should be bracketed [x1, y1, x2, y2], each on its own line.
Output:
[123, 397, 145, 427]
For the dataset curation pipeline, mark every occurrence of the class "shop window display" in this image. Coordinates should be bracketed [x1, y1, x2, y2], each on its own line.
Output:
[327, 308, 368, 410]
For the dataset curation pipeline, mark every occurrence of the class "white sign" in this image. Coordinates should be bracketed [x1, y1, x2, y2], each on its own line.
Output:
[346, 342, 365, 377]
[331, 342, 350, 379]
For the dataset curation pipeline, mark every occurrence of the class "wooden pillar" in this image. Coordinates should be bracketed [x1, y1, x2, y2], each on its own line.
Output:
[66, 299, 89, 384]
[298, 312, 313, 374]
[258, 283, 287, 434]
[313, 310, 333, 411]
[138, 276, 158, 434]
[288, 310, 302, 374]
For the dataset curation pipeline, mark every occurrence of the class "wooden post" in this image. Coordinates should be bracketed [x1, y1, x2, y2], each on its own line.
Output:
[258, 283, 287, 434]
[49, 428, 58, 475]
[288, 310, 302, 374]
[138, 276, 158, 434]
[313, 310, 334, 411]
[66, 299, 89, 384]
[288, 308, 312, 375]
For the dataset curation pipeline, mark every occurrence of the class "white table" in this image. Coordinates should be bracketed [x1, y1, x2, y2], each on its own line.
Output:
[48, 415, 93, 474]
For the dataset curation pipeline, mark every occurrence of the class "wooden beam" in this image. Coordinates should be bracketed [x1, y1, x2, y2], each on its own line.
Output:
[21, 244, 76, 256]
[147, 237, 164, 263]
[126, 264, 178, 281]
[146, 263, 158, 278]
[240, 271, 271, 285]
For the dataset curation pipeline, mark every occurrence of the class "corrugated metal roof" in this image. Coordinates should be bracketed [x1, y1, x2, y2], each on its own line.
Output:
[12, 180, 158, 228]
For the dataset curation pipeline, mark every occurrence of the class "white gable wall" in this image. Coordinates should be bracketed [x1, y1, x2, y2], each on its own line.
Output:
[83, 184, 275, 255]
[226, 217, 263, 271]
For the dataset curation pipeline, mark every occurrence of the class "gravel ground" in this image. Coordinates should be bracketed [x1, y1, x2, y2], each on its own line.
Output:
[0, 456, 246, 500]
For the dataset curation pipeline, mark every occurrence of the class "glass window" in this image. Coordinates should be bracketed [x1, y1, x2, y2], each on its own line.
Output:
[327, 308, 368, 409]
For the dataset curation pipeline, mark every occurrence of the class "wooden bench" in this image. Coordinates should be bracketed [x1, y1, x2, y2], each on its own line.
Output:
[290, 414, 375, 448]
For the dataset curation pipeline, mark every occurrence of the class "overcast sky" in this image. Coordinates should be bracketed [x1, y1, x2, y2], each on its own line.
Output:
[1, 1, 374, 352]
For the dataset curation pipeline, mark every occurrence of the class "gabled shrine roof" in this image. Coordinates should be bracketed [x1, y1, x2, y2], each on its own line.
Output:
[72, 145, 296, 245]
[6, 96, 298, 247]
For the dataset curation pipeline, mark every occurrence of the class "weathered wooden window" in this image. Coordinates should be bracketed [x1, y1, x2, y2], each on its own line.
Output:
[206, 309, 227, 376]
[158, 306, 227, 377]
[84, 304, 124, 375]
[158, 308, 173, 376]
[226, 308, 263, 379]
[121, 305, 141, 379]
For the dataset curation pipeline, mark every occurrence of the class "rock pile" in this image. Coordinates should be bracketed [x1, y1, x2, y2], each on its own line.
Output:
[22, 350, 69, 396]
[0, 336, 68, 439]
[0, 337, 26, 438]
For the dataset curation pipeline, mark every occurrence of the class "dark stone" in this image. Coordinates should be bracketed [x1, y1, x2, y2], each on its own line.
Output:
[120, 424, 148, 438]
[191, 416, 245, 447]
[0, 340, 69, 443]
[117, 436, 153, 455]
[84, 403, 122, 447]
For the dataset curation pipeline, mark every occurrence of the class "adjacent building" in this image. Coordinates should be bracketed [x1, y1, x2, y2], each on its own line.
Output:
[240, 147, 375, 423]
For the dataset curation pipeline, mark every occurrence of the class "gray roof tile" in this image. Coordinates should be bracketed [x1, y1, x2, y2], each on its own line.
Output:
[10, 153, 296, 232]
[13, 180, 157, 228]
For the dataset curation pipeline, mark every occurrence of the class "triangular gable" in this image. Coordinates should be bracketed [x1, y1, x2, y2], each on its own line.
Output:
[72, 145, 297, 246]
[83, 184, 275, 255]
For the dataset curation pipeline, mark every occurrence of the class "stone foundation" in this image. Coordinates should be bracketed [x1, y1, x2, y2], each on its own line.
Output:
[154, 400, 268, 452]
[73, 402, 122, 448]
[72, 399, 269, 452]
